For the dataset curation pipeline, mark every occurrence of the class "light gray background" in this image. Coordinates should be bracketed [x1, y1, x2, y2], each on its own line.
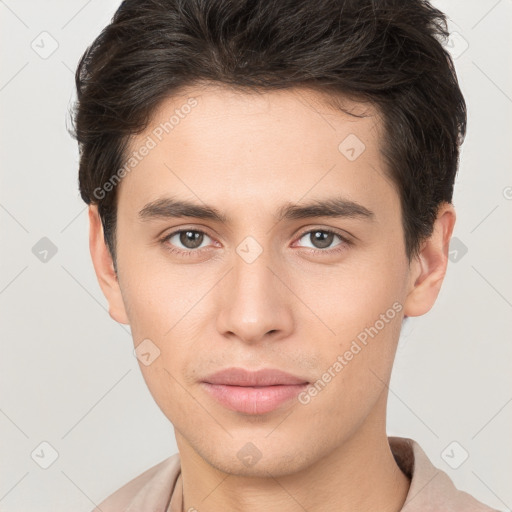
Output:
[1, 1, 511, 511]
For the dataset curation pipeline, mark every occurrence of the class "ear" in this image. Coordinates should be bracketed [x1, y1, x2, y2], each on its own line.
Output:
[403, 202, 456, 317]
[88, 205, 130, 325]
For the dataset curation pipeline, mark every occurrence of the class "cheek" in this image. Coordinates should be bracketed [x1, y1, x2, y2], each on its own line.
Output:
[117, 248, 197, 338]
[304, 251, 406, 337]
[296, 251, 406, 398]
[117, 257, 210, 389]
[296, 301, 403, 438]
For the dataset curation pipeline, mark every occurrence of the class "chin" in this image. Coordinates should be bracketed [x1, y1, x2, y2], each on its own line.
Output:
[199, 441, 315, 478]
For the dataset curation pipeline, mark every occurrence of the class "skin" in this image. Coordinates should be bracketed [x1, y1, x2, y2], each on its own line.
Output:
[89, 83, 455, 512]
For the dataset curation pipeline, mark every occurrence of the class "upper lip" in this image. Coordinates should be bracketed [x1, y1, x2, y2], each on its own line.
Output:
[202, 367, 309, 386]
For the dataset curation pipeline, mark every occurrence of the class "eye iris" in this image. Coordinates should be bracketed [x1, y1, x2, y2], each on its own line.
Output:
[312, 230, 334, 249]
[180, 230, 203, 249]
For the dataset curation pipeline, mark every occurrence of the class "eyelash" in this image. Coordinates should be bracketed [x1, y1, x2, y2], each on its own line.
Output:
[159, 228, 352, 258]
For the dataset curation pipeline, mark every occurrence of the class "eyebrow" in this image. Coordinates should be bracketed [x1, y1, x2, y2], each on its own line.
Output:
[138, 196, 375, 223]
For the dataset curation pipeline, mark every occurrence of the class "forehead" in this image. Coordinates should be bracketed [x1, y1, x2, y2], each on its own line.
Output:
[117, 83, 398, 224]
[144, 83, 381, 141]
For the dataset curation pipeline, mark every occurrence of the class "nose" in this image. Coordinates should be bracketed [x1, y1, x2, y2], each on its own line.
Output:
[215, 242, 294, 345]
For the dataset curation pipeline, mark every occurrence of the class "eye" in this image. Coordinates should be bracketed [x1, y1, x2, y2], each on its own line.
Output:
[159, 227, 352, 258]
[161, 229, 213, 254]
[295, 229, 350, 253]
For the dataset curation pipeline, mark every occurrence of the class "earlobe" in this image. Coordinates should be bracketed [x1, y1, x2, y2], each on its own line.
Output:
[403, 203, 456, 318]
[88, 205, 130, 325]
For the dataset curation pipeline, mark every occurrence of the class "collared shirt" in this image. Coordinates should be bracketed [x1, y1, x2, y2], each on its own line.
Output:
[92, 436, 500, 511]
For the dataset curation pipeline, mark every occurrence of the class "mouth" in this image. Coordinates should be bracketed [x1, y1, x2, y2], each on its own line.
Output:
[200, 367, 309, 415]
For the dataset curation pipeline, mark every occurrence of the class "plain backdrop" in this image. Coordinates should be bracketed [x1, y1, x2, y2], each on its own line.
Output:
[1, 1, 511, 511]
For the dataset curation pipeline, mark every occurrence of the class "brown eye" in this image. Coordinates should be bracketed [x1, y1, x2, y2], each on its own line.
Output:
[163, 230, 212, 251]
[296, 229, 345, 251]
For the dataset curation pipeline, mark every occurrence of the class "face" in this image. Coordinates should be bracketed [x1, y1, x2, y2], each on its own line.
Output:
[89, 83, 453, 477]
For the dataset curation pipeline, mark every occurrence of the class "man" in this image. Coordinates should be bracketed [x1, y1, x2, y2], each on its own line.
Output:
[72, 0, 498, 510]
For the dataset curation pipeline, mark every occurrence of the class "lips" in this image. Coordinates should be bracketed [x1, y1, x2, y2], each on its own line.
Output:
[203, 367, 309, 387]
[201, 367, 309, 415]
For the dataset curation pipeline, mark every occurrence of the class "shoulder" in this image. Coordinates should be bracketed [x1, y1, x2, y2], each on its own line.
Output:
[90, 453, 181, 512]
[389, 437, 500, 512]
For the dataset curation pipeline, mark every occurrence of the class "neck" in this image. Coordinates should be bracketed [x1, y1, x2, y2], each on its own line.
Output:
[175, 396, 410, 512]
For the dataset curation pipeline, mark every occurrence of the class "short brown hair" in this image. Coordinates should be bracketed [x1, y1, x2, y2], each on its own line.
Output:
[71, 0, 466, 267]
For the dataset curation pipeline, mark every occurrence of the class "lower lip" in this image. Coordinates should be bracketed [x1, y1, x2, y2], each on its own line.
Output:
[201, 382, 308, 415]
